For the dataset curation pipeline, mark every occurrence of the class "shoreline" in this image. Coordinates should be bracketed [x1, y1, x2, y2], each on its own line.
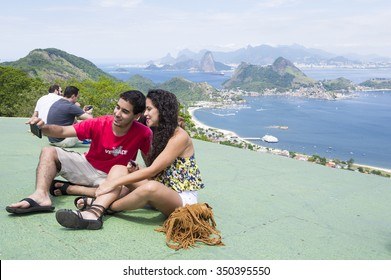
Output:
[187, 106, 391, 175]
[188, 107, 239, 137]
[188, 106, 257, 148]
[353, 164, 391, 174]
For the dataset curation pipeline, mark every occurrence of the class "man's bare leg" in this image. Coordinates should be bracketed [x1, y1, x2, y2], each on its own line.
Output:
[51, 183, 97, 197]
[8, 146, 60, 208]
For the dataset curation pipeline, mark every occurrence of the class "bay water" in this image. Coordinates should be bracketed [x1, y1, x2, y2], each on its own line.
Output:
[101, 65, 391, 169]
[194, 92, 391, 169]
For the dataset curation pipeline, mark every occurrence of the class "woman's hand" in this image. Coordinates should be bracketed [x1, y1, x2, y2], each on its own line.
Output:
[95, 180, 118, 197]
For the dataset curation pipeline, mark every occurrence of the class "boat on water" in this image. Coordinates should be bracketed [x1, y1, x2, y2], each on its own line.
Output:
[206, 71, 225, 76]
[261, 134, 279, 143]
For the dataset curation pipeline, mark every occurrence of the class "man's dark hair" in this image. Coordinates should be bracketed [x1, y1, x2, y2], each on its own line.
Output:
[48, 84, 60, 93]
[120, 90, 146, 114]
[63, 86, 79, 98]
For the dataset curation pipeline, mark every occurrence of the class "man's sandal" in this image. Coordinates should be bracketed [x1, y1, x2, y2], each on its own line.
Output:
[55, 204, 106, 230]
[49, 180, 72, 196]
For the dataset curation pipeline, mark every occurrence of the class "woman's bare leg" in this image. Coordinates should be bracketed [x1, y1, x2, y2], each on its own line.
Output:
[110, 181, 182, 216]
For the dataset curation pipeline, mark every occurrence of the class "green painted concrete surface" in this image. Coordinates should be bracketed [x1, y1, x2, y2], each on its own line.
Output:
[1, 117, 391, 260]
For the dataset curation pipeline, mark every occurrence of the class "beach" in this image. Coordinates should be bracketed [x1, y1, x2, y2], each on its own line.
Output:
[188, 106, 256, 148]
[353, 164, 391, 174]
[188, 106, 240, 137]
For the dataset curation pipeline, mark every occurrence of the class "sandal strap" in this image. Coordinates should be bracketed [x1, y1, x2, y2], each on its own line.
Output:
[74, 196, 95, 211]
[86, 204, 106, 218]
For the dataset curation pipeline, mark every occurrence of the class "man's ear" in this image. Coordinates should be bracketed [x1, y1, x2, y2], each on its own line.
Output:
[134, 112, 142, 120]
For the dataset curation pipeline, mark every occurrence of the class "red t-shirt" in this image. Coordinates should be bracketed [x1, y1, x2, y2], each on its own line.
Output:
[73, 116, 152, 173]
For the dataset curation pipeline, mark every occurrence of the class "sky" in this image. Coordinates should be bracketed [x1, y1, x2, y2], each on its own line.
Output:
[1, 0, 391, 64]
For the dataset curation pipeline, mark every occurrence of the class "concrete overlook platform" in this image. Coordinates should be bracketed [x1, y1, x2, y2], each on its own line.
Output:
[1, 117, 391, 260]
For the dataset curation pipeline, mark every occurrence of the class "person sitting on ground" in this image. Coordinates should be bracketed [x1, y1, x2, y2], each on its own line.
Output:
[55, 89, 205, 230]
[46, 86, 93, 148]
[31, 84, 63, 123]
[6, 90, 152, 214]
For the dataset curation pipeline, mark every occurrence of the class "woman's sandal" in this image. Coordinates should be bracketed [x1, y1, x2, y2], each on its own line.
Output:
[73, 196, 121, 216]
[55, 204, 106, 230]
[73, 196, 95, 210]
[73, 197, 119, 215]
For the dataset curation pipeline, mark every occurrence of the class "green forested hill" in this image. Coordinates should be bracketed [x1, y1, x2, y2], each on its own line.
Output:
[222, 57, 316, 92]
[359, 78, 391, 89]
[1, 48, 114, 82]
[322, 77, 355, 91]
[127, 75, 216, 105]
[0, 46, 210, 123]
[126, 74, 156, 94]
[159, 77, 215, 104]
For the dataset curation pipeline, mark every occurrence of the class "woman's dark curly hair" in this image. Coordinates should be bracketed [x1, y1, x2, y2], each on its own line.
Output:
[146, 89, 179, 166]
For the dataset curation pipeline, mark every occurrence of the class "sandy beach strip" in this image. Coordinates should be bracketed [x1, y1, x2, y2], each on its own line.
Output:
[188, 106, 248, 142]
[354, 164, 391, 174]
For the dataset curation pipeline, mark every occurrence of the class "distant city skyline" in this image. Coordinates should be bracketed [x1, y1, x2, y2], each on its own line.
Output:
[1, 0, 391, 63]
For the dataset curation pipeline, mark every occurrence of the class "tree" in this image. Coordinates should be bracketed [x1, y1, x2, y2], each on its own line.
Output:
[0, 66, 47, 117]
[64, 76, 132, 116]
[347, 158, 355, 168]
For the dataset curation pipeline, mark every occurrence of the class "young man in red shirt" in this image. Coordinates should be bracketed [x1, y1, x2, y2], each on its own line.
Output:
[6, 90, 152, 214]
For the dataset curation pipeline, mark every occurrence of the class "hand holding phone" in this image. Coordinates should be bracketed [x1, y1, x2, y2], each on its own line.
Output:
[30, 124, 42, 138]
[127, 160, 139, 172]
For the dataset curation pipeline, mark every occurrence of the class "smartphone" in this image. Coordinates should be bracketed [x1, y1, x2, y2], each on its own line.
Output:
[129, 160, 137, 167]
[30, 124, 42, 138]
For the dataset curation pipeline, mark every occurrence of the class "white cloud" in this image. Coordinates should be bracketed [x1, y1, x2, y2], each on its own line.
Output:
[98, 0, 142, 8]
[256, 0, 299, 8]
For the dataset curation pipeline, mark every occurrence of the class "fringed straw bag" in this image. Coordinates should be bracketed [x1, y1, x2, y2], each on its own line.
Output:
[155, 203, 224, 250]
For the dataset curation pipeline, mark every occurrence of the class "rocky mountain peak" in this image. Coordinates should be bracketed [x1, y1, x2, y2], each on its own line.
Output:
[200, 51, 217, 72]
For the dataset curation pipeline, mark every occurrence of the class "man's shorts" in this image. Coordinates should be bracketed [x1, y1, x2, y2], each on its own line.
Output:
[55, 148, 107, 187]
